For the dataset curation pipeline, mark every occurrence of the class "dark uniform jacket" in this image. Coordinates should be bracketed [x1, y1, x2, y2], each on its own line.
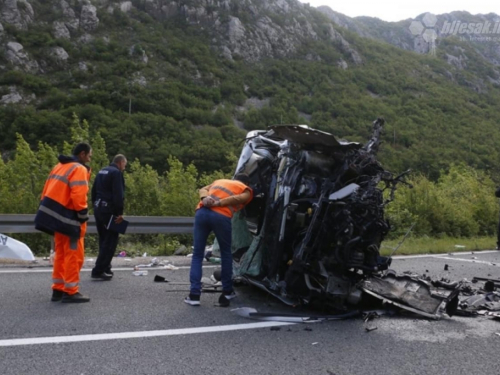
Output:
[91, 163, 125, 216]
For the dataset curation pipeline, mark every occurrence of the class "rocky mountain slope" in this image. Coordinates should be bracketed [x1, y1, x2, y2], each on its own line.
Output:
[1, 0, 500, 179]
[318, 6, 500, 69]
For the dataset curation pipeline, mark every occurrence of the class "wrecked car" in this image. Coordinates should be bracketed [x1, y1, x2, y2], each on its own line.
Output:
[229, 118, 459, 319]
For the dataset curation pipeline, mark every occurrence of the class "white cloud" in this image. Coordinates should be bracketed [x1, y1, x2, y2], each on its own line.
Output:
[299, 0, 500, 22]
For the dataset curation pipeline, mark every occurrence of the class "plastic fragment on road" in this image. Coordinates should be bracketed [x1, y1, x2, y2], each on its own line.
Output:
[134, 259, 176, 270]
[231, 307, 360, 322]
[132, 270, 148, 276]
[154, 275, 169, 282]
[163, 264, 179, 270]
[363, 311, 379, 332]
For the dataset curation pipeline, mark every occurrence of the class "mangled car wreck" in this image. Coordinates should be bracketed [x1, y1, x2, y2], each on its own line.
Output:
[229, 118, 459, 319]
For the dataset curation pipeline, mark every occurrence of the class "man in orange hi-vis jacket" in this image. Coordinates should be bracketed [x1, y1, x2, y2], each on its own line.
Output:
[35, 143, 92, 303]
[185, 173, 253, 307]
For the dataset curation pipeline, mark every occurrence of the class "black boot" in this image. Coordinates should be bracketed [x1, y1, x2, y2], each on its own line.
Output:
[51, 290, 64, 302]
[61, 292, 90, 303]
[216, 293, 230, 307]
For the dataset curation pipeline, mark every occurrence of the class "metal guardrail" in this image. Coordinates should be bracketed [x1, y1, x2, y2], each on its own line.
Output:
[0, 215, 195, 235]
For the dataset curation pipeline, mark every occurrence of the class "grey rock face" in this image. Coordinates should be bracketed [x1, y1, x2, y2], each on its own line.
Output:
[78, 61, 88, 71]
[132, 73, 147, 87]
[1, 90, 22, 104]
[221, 13, 318, 62]
[1, 0, 34, 30]
[144, 0, 178, 20]
[59, 0, 79, 32]
[5, 41, 38, 72]
[488, 75, 500, 85]
[220, 45, 232, 60]
[445, 53, 467, 70]
[120, 1, 133, 13]
[413, 35, 430, 54]
[53, 21, 71, 39]
[226, 16, 246, 50]
[78, 33, 93, 44]
[326, 24, 363, 65]
[51, 46, 69, 62]
[6, 40, 22, 53]
[60, 0, 75, 18]
[80, 4, 99, 32]
[337, 59, 348, 69]
[141, 0, 325, 62]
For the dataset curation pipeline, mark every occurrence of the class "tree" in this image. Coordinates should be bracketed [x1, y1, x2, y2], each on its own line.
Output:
[163, 156, 198, 216]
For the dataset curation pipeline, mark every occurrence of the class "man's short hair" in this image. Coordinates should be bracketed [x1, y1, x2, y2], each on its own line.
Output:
[234, 173, 250, 186]
[72, 142, 91, 156]
[113, 154, 127, 164]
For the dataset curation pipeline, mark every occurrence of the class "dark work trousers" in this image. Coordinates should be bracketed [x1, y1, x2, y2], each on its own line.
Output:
[92, 207, 120, 275]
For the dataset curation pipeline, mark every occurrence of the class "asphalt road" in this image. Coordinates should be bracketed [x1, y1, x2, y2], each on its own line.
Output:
[0, 251, 499, 375]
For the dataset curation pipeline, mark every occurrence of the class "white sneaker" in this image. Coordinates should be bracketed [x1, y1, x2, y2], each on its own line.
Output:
[184, 295, 200, 306]
[223, 291, 237, 300]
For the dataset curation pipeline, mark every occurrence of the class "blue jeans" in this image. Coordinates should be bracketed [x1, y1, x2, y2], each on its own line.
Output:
[190, 207, 232, 295]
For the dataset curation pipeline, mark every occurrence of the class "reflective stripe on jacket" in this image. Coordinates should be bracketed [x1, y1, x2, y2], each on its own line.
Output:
[35, 157, 90, 238]
[196, 179, 253, 218]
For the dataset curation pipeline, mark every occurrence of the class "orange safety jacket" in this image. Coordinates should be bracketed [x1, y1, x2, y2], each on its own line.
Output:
[196, 179, 253, 218]
[35, 155, 91, 238]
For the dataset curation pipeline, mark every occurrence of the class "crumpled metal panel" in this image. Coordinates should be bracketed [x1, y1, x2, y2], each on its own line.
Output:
[268, 125, 362, 152]
[361, 273, 459, 319]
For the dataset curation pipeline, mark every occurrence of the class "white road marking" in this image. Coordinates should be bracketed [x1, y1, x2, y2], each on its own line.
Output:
[433, 256, 498, 266]
[0, 322, 295, 347]
[0, 266, 216, 274]
[1, 250, 498, 273]
[392, 250, 498, 260]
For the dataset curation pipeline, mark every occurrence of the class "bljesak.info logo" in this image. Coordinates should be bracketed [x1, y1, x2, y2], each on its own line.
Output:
[441, 20, 500, 42]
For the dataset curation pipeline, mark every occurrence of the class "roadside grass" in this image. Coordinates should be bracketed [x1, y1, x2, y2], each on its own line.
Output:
[380, 236, 497, 256]
[83, 235, 497, 258]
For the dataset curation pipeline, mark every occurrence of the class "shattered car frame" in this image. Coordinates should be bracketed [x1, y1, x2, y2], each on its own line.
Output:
[230, 118, 458, 319]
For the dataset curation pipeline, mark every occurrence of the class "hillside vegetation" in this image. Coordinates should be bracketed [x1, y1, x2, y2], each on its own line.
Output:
[0, 0, 499, 252]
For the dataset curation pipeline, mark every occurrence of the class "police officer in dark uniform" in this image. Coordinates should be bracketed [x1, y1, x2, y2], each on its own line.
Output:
[91, 154, 127, 280]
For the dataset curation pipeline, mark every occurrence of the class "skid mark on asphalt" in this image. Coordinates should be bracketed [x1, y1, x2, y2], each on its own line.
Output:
[0, 321, 295, 347]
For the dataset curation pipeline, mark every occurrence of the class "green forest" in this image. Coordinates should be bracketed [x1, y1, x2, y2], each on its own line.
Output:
[1, 1, 499, 253]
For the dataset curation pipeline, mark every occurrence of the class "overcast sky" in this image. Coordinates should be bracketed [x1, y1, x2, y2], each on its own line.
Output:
[298, 0, 499, 22]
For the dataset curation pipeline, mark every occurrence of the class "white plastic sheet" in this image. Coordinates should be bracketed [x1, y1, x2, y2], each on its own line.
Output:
[0, 234, 35, 261]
